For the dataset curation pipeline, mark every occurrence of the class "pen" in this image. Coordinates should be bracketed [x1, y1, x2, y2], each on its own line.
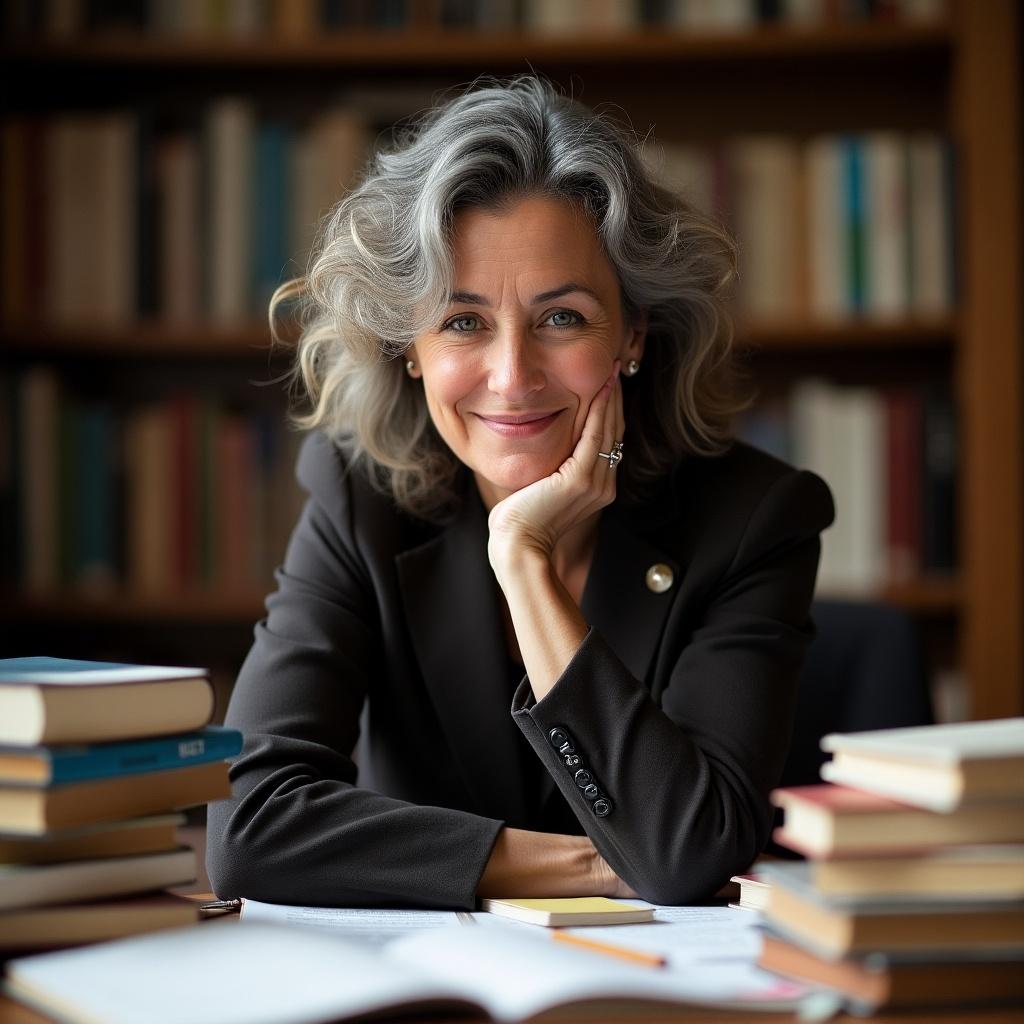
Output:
[552, 931, 667, 969]
[198, 898, 242, 917]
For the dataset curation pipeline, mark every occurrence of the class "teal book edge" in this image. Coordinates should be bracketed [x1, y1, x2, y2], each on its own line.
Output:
[0, 725, 243, 787]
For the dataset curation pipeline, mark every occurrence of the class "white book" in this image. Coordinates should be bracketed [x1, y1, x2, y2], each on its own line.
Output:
[821, 718, 1024, 812]
[839, 387, 887, 592]
[205, 98, 254, 323]
[158, 133, 202, 322]
[806, 136, 850, 321]
[671, 0, 757, 30]
[644, 142, 716, 217]
[93, 112, 138, 323]
[5, 919, 808, 1023]
[790, 380, 886, 594]
[864, 132, 909, 320]
[290, 107, 367, 277]
[908, 133, 952, 316]
[729, 136, 802, 322]
[522, 0, 579, 33]
[0, 847, 196, 912]
[46, 116, 90, 325]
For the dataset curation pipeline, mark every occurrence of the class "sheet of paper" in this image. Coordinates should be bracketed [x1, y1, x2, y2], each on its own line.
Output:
[241, 899, 461, 949]
[474, 901, 763, 963]
[569, 904, 764, 963]
[389, 923, 808, 1018]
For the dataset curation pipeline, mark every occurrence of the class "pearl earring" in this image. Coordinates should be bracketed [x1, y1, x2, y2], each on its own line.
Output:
[625, 359, 640, 376]
[406, 359, 416, 377]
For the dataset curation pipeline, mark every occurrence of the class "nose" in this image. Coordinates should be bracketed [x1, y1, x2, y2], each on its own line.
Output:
[487, 325, 545, 403]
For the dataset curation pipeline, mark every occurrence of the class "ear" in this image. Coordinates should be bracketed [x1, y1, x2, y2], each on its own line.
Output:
[622, 310, 647, 363]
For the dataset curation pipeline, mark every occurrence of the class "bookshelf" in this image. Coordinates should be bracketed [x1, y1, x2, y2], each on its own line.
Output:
[1, 1, 1020, 720]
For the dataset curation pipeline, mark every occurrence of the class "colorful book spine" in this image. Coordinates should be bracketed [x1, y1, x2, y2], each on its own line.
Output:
[1, 726, 243, 786]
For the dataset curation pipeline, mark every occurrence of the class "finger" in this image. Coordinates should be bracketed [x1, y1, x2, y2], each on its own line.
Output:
[573, 373, 615, 470]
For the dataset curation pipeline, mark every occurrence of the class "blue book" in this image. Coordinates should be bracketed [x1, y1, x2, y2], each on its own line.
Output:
[843, 136, 866, 315]
[0, 726, 242, 788]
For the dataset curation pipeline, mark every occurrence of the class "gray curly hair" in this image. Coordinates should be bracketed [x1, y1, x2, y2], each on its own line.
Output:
[272, 75, 745, 520]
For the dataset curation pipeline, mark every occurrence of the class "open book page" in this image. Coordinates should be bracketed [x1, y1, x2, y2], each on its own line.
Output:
[4, 922, 478, 1024]
[566, 904, 764, 962]
[241, 898, 461, 948]
[387, 923, 809, 1017]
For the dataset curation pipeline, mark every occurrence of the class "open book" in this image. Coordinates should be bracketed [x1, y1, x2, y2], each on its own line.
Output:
[5, 919, 808, 1022]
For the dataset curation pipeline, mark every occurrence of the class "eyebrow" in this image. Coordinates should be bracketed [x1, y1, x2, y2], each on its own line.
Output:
[447, 282, 604, 307]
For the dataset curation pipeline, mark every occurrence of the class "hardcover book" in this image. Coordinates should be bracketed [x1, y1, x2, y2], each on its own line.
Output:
[770, 783, 1024, 858]
[0, 725, 242, 786]
[0, 657, 213, 745]
[820, 717, 1024, 811]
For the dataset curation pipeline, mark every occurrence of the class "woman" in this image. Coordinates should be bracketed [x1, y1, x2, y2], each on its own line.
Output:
[206, 76, 834, 909]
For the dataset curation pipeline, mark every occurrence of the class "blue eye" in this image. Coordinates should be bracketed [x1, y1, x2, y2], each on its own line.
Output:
[443, 314, 481, 332]
[547, 310, 583, 328]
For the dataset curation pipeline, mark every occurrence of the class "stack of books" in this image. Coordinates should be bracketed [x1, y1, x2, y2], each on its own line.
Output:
[0, 656, 241, 952]
[758, 718, 1024, 1013]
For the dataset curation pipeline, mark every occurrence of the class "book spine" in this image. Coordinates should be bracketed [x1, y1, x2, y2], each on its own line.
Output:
[45, 729, 244, 785]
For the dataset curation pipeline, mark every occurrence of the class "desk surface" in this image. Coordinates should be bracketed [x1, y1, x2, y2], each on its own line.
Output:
[3, 828, 1022, 1024]
[3, 995, 1023, 1024]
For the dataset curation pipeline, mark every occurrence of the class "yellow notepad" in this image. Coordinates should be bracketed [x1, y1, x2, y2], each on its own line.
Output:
[480, 897, 654, 927]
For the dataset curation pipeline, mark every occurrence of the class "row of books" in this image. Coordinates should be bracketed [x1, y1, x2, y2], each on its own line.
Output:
[646, 132, 957, 322]
[737, 378, 957, 593]
[4, 0, 950, 39]
[758, 717, 1024, 1012]
[1, 102, 369, 328]
[0, 656, 239, 951]
[0, 367, 305, 597]
[1, 105, 955, 327]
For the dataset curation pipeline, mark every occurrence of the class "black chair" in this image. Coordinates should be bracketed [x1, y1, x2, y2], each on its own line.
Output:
[768, 598, 935, 855]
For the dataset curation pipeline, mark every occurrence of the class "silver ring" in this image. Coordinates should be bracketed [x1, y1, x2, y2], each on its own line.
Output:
[597, 440, 624, 469]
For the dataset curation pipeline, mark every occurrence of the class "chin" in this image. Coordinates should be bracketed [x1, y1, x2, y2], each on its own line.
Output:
[481, 453, 567, 494]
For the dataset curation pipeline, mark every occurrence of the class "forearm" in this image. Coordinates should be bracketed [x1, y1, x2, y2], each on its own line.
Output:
[497, 549, 588, 703]
[476, 826, 632, 898]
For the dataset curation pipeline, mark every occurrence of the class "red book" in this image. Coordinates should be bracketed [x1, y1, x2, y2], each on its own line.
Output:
[884, 386, 923, 583]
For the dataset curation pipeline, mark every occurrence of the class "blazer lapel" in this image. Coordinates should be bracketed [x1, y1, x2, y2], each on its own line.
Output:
[580, 504, 680, 685]
[395, 489, 532, 827]
[536, 500, 681, 817]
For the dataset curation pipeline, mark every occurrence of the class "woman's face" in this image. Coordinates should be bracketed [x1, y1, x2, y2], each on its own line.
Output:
[409, 195, 645, 508]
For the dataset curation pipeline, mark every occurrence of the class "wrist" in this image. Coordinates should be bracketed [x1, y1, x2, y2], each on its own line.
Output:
[488, 538, 553, 589]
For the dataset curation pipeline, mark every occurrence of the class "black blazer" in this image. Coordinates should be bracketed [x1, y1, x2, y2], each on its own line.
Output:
[206, 431, 834, 909]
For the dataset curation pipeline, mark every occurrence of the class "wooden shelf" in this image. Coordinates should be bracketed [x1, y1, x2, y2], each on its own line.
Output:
[0, 320, 287, 358]
[1, 317, 956, 358]
[2, 591, 269, 623]
[820, 577, 961, 615]
[737, 318, 956, 351]
[1, 21, 952, 71]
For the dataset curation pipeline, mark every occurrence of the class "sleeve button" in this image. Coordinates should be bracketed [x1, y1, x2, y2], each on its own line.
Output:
[548, 727, 570, 749]
[574, 769, 593, 788]
[582, 783, 600, 800]
[592, 798, 613, 817]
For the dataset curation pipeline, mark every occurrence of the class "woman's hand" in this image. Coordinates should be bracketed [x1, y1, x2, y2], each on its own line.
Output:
[487, 362, 624, 583]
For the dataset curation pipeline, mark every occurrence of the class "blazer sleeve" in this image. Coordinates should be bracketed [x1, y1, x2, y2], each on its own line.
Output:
[510, 467, 834, 905]
[205, 434, 504, 909]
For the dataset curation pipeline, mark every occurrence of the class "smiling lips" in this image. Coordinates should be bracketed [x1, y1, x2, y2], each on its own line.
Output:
[474, 410, 565, 437]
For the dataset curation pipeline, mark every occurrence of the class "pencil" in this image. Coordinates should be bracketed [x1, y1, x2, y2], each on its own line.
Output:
[552, 931, 667, 968]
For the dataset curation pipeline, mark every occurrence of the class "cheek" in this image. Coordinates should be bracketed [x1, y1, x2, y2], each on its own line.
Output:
[562, 350, 615, 433]
[421, 354, 480, 421]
